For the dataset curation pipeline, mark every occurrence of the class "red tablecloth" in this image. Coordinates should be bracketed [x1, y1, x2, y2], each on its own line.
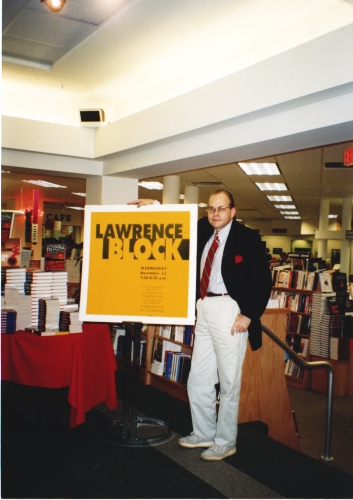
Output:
[1, 323, 118, 428]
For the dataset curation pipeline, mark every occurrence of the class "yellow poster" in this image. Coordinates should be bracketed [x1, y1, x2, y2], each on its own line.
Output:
[79, 205, 198, 325]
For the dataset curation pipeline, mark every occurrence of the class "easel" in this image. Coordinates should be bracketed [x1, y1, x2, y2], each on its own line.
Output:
[105, 322, 171, 447]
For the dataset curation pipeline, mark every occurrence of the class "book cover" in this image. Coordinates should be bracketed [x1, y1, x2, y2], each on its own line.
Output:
[44, 243, 66, 272]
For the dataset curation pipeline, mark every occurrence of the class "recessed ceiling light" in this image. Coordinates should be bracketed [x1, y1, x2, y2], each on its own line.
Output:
[179, 194, 185, 200]
[66, 206, 85, 211]
[1, 170, 11, 174]
[256, 183, 288, 191]
[274, 204, 296, 209]
[280, 211, 299, 215]
[199, 203, 207, 208]
[238, 162, 280, 175]
[72, 192, 86, 197]
[267, 195, 293, 202]
[284, 216, 301, 219]
[138, 181, 163, 190]
[328, 214, 338, 218]
[22, 180, 67, 188]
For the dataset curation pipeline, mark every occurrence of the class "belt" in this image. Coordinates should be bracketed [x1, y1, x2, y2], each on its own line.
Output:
[206, 292, 229, 297]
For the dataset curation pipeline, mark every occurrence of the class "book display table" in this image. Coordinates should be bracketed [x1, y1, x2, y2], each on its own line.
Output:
[1, 323, 118, 428]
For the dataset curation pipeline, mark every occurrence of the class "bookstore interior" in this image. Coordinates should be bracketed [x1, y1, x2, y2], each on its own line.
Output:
[2, 143, 353, 401]
[2, 1, 353, 419]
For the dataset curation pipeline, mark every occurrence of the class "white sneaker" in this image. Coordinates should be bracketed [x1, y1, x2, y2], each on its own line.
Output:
[200, 444, 236, 461]
[178, 433, 214, 449]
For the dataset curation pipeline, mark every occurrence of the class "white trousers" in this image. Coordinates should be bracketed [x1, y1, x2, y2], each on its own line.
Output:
[187, 295, 248, 447]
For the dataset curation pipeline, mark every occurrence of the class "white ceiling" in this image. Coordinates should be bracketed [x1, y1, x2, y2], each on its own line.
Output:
[2, 0, 353, 223]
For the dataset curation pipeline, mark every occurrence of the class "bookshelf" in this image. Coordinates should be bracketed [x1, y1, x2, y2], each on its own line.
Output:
[145, 326, 193, 401]
[271, 253, 323, 391]
[271, 286, 313, 390]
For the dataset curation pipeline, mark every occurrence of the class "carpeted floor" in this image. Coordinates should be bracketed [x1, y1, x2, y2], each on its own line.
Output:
[2, 377, 353, 499]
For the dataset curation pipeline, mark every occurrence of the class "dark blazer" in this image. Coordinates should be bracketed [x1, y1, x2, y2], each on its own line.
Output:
[196, 217, 272, 351]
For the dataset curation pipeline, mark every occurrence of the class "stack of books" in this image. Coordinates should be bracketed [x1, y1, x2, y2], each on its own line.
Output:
[15, 294, 32, 331]
[51, 271, 68, 305]
[310, 292, 335, 356]
[3, 268, 26, 294]
[1, 309, 17, 333]
[38, 298, 61, 332]
[59, 310, 83, 333]
[25, 271, 53, 328]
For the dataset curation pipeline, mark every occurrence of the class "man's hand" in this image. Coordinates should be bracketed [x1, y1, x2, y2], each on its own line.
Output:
[127, 199, 155, 208]
[231, 314, 251, 335]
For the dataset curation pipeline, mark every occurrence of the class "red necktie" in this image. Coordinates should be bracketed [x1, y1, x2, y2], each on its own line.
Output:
[199, 234, 219, 299]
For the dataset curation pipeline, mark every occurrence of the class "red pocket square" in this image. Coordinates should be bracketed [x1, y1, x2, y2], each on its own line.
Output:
[235, 255, 243, 264]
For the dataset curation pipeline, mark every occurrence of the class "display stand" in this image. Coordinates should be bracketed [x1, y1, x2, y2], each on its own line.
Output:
[105, 322, 171, 447]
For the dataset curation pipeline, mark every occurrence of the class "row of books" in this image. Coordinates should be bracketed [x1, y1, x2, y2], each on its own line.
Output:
[151, 337, 191, 386]
[154, 324, 194, 346]
[269, 289, 313, 312]
[272, 268, 347, 293]
[284, 336, 309, 379]
[286, 313, 311, 335]
[284, 357, 305, 379]
[163, 351, 191, 385]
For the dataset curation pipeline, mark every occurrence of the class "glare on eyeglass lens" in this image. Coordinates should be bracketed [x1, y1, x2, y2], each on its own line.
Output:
[206, 206, 230, 214]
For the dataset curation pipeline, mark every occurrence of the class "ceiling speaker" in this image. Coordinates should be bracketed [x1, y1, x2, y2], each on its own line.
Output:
[79, 109, 105, 127]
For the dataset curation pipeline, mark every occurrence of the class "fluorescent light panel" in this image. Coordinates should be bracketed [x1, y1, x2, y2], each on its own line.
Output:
[66, 206, 85, 211]
[280, 211, 299, 215]
[256, 182, 287, 191]
[274, 204, 296, 209]
[328, 214, 338, 218]
[22, 180, 67, 188]
[238, 162, 280, 175]
[72, 192, 86, 197]
[267, 195, 293, 202]
[138, 181, 163, 190]
[284, 216, 301, 219]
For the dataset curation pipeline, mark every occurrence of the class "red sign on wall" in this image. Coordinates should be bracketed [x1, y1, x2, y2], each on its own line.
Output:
[343, 147, 353, 166]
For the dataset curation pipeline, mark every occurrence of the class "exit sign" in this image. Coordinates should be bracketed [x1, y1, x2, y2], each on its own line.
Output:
[344, 147, 353, 166]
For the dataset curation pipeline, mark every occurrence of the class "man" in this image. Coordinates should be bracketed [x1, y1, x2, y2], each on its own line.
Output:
[128, 190, 272, 461]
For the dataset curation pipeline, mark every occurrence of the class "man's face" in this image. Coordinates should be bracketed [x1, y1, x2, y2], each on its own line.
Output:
[207, 192, 236, 231]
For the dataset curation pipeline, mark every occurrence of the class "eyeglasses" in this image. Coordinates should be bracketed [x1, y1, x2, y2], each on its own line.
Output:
[205, 206, 230, 214]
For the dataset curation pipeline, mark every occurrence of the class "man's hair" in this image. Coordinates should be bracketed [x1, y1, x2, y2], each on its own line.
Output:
[210, 189, 235, 208]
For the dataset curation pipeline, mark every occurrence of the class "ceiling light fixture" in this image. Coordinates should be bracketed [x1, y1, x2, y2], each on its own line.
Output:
[267, 195, 293, 202]
[72, 192, 86, 197]
[274, 204, 296, 209]
[284, 216, 301, 219]
[256, 183, 288, 191]
[41, 0, 66, 13]
[280, 211, 299, 215]
[138, 181, 163, 190]
[66, 206, 85, 211]
[328, 214, 338, 218]
[238, 162, 280, 175]
[22, 180, 67, 188]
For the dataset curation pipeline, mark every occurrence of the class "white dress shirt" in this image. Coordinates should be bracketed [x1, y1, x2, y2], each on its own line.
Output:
[200, 220, 233, 294]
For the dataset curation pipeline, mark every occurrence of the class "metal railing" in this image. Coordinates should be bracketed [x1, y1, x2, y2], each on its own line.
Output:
[261, 323, 334, 461]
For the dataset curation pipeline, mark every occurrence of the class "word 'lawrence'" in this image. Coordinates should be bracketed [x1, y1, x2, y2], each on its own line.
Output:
[95, 224, 189, 260]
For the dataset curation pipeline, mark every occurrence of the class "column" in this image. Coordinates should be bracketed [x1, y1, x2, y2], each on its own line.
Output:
[86, 176, 139, 205]
[340, 197, 352, 275]
[317, 199, 330, 262]
[162, 175, 180, 204]
[184, 185, 199, 205]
